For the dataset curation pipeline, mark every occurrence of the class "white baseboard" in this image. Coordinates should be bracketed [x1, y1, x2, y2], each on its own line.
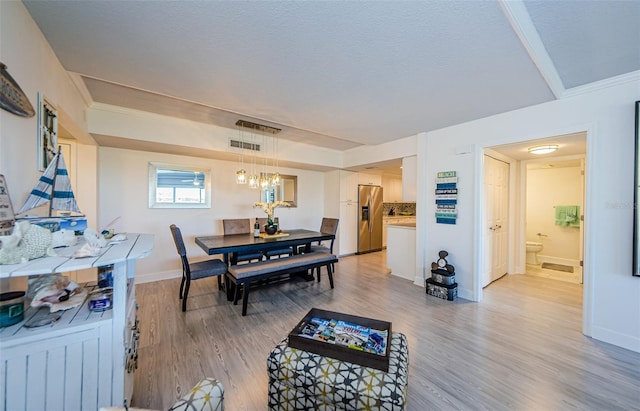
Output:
[537, 254, 579, 267]
[591, 325, 640, 353]
[136, 269, 181, 284]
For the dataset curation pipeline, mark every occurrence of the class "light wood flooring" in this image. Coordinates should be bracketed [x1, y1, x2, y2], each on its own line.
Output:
[132, 251, 640, 410]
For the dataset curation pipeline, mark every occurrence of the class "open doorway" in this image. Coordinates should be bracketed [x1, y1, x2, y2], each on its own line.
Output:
[482, 132, 587, 289]
[524, 158, 584, 284]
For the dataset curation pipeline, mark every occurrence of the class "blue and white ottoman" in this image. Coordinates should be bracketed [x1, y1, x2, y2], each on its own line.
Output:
[267, 332, 409, 410]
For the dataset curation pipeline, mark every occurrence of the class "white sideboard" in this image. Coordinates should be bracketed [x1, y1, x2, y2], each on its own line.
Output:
[0, 233, 154, 410]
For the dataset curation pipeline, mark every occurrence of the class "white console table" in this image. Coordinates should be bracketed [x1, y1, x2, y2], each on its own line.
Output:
[0, 233, 154, 410]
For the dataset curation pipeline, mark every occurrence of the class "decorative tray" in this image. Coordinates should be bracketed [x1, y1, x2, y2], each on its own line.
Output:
[288, 307, 392, 371]
[259, 232, 290, 239]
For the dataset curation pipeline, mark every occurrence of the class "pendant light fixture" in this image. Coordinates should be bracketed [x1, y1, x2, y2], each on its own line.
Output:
[234, 120, 281, 189]
[270, 132, 280, 186]
[235, 126, 247, 184]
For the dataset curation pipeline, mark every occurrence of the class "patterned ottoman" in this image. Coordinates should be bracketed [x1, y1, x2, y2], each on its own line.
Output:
[267, 332, 409, 410]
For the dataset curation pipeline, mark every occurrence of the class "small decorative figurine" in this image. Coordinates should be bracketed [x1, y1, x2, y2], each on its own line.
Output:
[431, 250, 455, 273]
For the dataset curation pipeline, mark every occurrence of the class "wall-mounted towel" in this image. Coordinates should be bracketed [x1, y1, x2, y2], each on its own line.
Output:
[555, 205, 580, 227]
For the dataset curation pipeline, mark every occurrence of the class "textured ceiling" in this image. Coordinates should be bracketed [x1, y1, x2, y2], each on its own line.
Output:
[22, 0, 640, 152]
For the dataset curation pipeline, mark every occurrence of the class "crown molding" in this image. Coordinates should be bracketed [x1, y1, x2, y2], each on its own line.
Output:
[562, 70, 640, 99]
[499, 0, 566, 99]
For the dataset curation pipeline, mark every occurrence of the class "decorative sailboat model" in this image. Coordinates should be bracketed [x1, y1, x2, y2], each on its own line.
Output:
[17, 146, 83, 219]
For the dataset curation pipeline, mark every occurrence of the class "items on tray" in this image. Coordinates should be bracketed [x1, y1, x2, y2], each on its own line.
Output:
[297, 317, 388, 356]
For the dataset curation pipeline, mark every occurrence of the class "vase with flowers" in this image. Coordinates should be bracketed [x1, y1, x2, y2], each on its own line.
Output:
[254, 200, 290, 234]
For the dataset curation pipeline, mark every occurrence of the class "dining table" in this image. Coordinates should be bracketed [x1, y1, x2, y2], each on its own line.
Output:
[195, 229, 336, 299]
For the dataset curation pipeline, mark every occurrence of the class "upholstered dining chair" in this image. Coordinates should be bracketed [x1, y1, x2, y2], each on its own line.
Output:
[170, 224, 228, 312]
[257, 217, 294, 259]
[299, 217, 339, 255]
[222, 218, 264, 263]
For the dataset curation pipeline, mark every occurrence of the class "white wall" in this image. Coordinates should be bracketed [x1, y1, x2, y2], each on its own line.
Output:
[343, 134, 417, 168]
[89, 104, 344, 170]
[420, 79, 640, 352]
[98, 147, 325, 282]
[0, 1, 94, 212]
[0, 2, 97, 291]
[526, 166, 582, 262]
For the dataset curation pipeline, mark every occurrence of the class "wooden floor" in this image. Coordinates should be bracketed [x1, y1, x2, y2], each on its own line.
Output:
[132, 251, 640, 410]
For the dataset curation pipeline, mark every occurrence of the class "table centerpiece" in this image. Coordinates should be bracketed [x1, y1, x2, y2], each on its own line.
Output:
[254, 200, 290, 234]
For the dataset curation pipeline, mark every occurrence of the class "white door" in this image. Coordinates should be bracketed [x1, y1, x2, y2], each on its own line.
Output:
[484, 155, 509, 287]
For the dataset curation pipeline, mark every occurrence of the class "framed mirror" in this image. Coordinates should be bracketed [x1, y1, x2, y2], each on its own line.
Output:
[260, 174, 297, 207]
[148, 162, 211, 208]
[634, 101, 640, 276]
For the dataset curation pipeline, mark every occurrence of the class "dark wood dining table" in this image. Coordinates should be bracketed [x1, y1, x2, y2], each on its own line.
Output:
[195, 229, 334, 263]
[195, 229, 336, 299]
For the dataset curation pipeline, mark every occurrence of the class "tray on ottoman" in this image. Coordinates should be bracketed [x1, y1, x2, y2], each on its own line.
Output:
[288, 307, 392, 372]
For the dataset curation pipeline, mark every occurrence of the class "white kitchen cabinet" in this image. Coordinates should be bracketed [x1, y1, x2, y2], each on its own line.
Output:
[0, 234, 154, 410]
[340, 170, 358, 202]
[382, 175, 402, 202]
[338, 170, 359, 255]
[357, 172, 382, 186]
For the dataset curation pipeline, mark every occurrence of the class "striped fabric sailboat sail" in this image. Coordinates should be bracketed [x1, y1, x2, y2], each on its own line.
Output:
[17, 150, 81, 215]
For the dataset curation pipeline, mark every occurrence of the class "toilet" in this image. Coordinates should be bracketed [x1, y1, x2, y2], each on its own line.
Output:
[526, 241, 543, 265]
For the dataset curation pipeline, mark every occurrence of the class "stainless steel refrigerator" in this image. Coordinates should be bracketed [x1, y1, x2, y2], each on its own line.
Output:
[357, 184, 383, 254]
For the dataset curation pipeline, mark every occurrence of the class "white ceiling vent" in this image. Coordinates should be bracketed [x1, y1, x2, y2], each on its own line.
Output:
[229, 139, 261, 152]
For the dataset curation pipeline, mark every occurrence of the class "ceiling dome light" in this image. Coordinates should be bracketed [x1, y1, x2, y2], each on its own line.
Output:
[528, 144, 558, 155]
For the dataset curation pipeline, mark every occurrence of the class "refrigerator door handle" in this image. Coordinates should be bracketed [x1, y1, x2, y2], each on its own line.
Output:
[368, 196, 372, 232]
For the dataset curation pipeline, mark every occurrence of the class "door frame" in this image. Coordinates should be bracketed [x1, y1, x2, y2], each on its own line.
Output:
[473, 124, 594, 337]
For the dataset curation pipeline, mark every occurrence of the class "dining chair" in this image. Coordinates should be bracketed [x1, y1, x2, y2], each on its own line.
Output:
[299, 217, 339, 255]
[222, 218, 264, 263]
[170, 224, 228, 312]
[257, 217, 294, 259]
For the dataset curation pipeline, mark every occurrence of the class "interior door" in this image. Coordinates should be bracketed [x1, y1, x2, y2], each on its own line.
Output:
[484, 155, 509, 287]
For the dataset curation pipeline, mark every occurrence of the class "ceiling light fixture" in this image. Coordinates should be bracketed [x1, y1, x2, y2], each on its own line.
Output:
[235, 120, 281, 190]
[528, 144, 558, 155]
[235, 126, 247, 184]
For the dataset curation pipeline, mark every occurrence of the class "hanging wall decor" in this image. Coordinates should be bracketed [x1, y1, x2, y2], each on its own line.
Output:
[435, 171, 457, 224]
[0, 175, 16, 236]
[37, 93, 58, 171]
[0, 63, 35, 117]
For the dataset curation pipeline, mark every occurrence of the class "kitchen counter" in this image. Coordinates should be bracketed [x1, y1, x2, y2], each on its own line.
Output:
[383, 216, 416, 248]
[386, 223, 416, 282]
[387, 222, 416, 228]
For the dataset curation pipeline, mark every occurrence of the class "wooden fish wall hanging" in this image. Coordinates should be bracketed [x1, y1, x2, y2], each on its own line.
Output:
[0, 62, 35, 117]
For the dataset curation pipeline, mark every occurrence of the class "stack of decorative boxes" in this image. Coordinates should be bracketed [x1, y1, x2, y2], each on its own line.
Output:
[425, 250, 458, 301]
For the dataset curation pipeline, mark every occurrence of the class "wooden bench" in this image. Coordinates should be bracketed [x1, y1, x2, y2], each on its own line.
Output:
[227, 253, 338, 316]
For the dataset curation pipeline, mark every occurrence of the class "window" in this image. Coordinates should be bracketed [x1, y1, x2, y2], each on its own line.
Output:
[148, 162, 211, 208]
